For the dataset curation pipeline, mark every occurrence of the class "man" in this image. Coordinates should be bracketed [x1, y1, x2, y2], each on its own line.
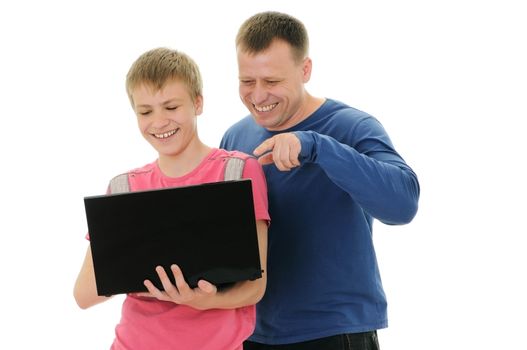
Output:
[220, 11, 420, 350]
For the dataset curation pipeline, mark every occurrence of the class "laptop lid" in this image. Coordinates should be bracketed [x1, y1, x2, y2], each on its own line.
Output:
[83, 179, 262, 296]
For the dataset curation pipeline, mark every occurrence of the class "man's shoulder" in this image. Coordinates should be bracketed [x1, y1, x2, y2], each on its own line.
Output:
[310, 99, 375, 134]
[324, 98, 373, 119]
[221, 115, 263, 151]
[306, 99, 384, 144]
[224, 115, 256, 134]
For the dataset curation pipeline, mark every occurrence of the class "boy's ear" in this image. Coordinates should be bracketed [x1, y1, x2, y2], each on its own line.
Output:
[194, 95, 204, 115]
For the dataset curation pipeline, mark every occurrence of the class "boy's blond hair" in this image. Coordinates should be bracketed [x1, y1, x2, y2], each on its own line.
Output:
[126, 47, 203, 106]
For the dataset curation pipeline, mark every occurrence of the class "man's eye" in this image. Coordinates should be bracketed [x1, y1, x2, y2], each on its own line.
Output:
[240, 80, 255, 85]
[267, 80, 279, 85]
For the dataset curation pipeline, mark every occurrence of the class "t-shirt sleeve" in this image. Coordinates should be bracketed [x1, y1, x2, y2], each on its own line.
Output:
[242, 157, 270, 223]
[85, 182, 114, 241]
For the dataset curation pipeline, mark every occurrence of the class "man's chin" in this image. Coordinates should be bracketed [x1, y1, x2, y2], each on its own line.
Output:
[252, 115, 279, 129]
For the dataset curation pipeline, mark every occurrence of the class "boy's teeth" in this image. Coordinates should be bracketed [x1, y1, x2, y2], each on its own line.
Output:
[155, 129, 177, 139]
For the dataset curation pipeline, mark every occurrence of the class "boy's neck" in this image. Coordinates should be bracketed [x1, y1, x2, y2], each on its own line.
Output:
[157, 141, 212, 178]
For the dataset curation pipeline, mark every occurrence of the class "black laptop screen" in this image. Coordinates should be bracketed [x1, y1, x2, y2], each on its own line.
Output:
[84, 179, 262, 296]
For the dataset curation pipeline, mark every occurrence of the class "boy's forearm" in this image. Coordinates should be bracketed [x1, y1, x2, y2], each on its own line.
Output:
[196, 276, 266, 310]
[74, 246, 112, 309]
[192, 220, 268, 310]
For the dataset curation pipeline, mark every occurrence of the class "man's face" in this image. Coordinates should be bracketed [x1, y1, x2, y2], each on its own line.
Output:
[132, 80, 202, 160]
[237, 40, 311, 131]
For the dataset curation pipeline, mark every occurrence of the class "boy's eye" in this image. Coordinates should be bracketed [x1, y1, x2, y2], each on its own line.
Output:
[166, 106, 178, 111]
[138, 110, 151, 116]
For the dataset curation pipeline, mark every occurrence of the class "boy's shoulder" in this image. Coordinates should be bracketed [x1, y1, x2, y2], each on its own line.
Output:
[113, 161, 156, 179]
[107, 161, 156, 194]
[216, 148, 253, 161]
[215, 149, 254, 181]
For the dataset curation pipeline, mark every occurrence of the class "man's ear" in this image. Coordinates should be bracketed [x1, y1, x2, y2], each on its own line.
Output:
[302, 57, 313, 83]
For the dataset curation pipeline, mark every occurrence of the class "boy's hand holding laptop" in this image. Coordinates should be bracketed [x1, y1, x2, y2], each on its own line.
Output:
[134, 264, 218, 309]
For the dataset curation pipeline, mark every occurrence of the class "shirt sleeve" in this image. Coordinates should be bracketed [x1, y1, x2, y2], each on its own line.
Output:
[295, 118, 420, 225]
[84, 182, 114, 241]
[241, 157, 270, 223]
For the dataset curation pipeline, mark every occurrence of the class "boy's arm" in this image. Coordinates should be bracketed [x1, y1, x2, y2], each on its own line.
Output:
[207, 219, 268, 309]
[139, 219, 268, 310]
[73, 246, 113, 309]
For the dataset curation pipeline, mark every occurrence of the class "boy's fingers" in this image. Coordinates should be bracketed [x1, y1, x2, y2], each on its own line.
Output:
[171, 264, 193, 298]
[143, 279, 168, 301]
[156, 265, 178, 296]
[197, 280, 217, 294]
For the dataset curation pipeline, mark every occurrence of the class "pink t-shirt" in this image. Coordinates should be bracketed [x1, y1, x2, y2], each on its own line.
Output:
[107, 148, 270, 350]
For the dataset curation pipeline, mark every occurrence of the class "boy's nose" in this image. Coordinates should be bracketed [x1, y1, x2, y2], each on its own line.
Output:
[151, 111, 170, 128]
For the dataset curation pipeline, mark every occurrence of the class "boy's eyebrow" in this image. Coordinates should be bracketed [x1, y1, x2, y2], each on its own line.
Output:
[135, 97, 184, 109]
[161, 97, 184, 105]
[135, 103, 152, 109]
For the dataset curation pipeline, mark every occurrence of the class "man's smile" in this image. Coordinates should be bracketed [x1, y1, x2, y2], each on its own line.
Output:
[254, 103, 278, 112]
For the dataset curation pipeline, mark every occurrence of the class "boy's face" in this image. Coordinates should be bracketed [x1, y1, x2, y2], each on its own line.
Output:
[131, 80, 203, 160]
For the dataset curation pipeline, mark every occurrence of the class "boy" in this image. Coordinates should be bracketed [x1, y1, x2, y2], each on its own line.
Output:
[74, 47, 269, 350]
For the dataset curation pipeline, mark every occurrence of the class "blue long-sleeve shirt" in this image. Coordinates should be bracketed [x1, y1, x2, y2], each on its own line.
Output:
[220, 99, 420, 344]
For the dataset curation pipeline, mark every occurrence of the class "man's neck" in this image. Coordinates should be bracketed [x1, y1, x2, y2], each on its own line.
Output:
[270, 95, 326, 132]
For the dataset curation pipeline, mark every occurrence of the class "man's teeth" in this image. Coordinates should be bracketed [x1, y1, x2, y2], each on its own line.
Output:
[254, 103, 277, 112]
[154, 129, 177, 139]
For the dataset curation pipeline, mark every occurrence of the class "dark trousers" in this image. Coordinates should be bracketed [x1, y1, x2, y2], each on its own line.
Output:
[244, 331, 380, 350]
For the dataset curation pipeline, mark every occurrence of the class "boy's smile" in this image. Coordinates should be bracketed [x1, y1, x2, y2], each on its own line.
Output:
[153, 128, 179, 139]
[131, 80, 203, 161]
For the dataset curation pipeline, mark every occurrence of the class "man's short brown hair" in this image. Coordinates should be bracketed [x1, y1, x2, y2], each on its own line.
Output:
[236, 11, 309, 63]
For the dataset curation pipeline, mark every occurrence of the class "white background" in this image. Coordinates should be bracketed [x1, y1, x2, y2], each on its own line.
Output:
[1, 1, 526, 349]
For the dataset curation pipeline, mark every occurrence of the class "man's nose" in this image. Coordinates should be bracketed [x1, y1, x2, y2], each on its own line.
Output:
[251, 82, 268, 105]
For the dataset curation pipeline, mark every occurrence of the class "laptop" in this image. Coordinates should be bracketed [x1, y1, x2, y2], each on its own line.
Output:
[83, 179, 262, 296]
